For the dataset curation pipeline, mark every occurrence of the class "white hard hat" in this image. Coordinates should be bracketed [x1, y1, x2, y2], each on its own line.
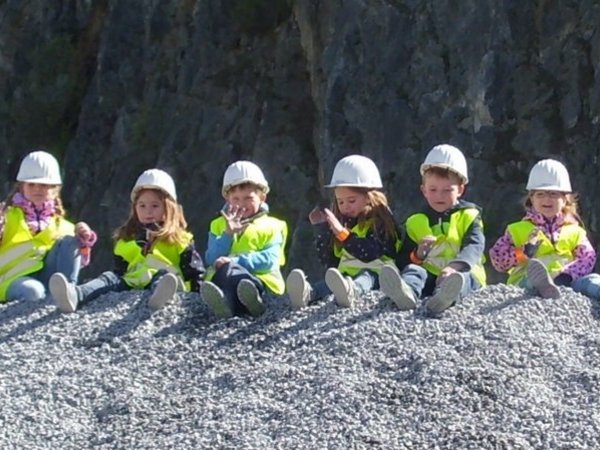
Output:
[325, 155, 383, 189]
[222, 161, 269, 196]
[131, 169, 177, 201]
[526, 159, 572, 192]
[16, 151, 62, 185]
[420, 144, 469, 183]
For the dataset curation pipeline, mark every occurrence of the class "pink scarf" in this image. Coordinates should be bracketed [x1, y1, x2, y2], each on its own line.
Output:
[11, 192, 57, 235]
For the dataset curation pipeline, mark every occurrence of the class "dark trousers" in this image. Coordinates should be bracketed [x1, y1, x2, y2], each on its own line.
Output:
[212, 262, 265, 315]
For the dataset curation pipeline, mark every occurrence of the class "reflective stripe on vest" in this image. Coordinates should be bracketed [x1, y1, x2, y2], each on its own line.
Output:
[0, 207, 75, 301]
[406, 208, 487, 286]
[114, 232, 192, 290]
[506, 221, 585, 285]
[333, 219, 397, 276]
[208, 215, 288, 294]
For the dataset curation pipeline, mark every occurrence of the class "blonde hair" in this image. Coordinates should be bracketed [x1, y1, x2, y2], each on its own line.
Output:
[114, 188, 189, 245]
[524, 192, 584, 226]
[331, 188, 398, 241]
[2, 182, 66, 217]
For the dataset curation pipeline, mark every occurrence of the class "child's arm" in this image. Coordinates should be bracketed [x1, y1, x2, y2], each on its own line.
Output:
[313, 222, 340, 267]
[489, 231, 519, 272]
[448, 215, 485, 272]
[339, 224, 396, 262]
[556, 237, 597, 284]
[205, 232, 233, 266]
[229, 233, 284, 273]
[180, 241, 206, 291]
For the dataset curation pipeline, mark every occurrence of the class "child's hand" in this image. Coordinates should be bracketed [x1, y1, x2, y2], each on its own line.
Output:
[214, 256, 231, 269]
[75, 222, 92, 242]
[323, 208, 345, 235]
[221, 205, 247, 235]
[416, 235, 437, 260]
[308, 207, 327, 224]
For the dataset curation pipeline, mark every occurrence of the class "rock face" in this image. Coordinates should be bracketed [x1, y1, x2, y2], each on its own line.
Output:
[1, 1, 599, 279]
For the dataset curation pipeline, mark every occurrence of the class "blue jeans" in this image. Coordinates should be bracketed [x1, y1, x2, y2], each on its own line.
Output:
[6, 236, 82, 302]
[75, 269, 175, 304]
[211, 262, 265, 315]
[311, 269, 378, 301]
[572, 274, 600, 300]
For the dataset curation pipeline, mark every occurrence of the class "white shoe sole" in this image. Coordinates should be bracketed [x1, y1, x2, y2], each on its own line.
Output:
[527, 259, 560, 299]
[237, 279, 265, 317]
[325, 268, 353, 308]
[286, 269, 311, 310]
[379, 265, 417, 310]
[148, 273, 178, 311]
[427, 272, 464, 314]
[49, 273, 78, 313]
[201, 282, 233, 319]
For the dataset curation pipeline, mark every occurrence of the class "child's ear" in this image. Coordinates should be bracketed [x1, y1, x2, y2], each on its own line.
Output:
[457, 184, 466, 197]
[420, 184, 426, 196]
[260, 192, 267, 202]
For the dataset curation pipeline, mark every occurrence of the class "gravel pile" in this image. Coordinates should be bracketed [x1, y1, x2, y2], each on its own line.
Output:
[1, 283, 599, 449]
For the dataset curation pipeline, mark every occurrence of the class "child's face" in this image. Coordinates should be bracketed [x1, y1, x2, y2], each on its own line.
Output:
[226, 185, 266, 218]
[21, 182, 58, 207]
[334, 187, 369, 218]
[135, 189, 166, 224]
[421, 172, 464, 213]
[529, 190, 566, 219]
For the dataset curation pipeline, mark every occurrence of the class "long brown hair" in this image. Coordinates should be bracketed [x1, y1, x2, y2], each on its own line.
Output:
[524, 192, 584, 226]
[114, 188, 189, 245]
[331, 187, 399, 241]
[2, 182, 66, 217]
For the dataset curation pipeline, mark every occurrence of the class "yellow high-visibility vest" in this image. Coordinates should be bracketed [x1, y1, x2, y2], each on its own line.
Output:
[505, 220, 586, 285]
[334, 219, 400, 277]
[0, 206, 75, 301]
[406, 208, 487, 285]
[207, 215, 288, 294]
[114, 231, 193, 290]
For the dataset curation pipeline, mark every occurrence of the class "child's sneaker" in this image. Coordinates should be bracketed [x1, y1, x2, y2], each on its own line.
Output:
[379, 264, 417, 310]
[201, 281, 233, 319]
[527, 258, 560, 299]
[237, 279, 266, 317]
[286, 269, 312, 309]
[325, 267, 356, 308]
[148, 273, 178, 310]
[426, 272, 464, 314]
[49, 273, 78, 313]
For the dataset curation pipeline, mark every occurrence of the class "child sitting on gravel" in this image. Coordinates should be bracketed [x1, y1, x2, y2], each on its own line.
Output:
[489, 159, 596, 298]
[379, 144, 486, 315]
[50, 169, 205, 312]
[201, 161, 288, 319]
[0, 150, 96, 303]
[286, 154, 401, 309]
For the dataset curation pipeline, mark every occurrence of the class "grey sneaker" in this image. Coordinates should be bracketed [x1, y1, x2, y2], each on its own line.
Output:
[286, 269, 312, 309]
[49, 273, 78, 313]
[325, 267, 356, 308]
[237, 279, 266, 317]
[201, 281, 233, 319]
[426, 272, 464, 314]
[148, 273, 178, 310]
[527, 258, 560, 299]
[379, 264, 417, 310]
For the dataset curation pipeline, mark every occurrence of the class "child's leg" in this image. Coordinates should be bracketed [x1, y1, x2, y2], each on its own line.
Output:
[380, 264, 426, 310]
[352, 270, 377, 295]
[38, 236, 82, 285]
[6, 276, 46, 302]
[212, 262, 265, 315]
[148, 270, 180, 310]
[50, 270, 128, 313]
[571, 274, 600, 300]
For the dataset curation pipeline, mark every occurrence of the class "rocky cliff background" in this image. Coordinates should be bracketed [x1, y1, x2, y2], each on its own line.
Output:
[1, 0, 599, 280]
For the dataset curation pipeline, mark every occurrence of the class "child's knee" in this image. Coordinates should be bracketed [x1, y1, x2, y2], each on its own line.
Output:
[7, 278, 46, 302]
